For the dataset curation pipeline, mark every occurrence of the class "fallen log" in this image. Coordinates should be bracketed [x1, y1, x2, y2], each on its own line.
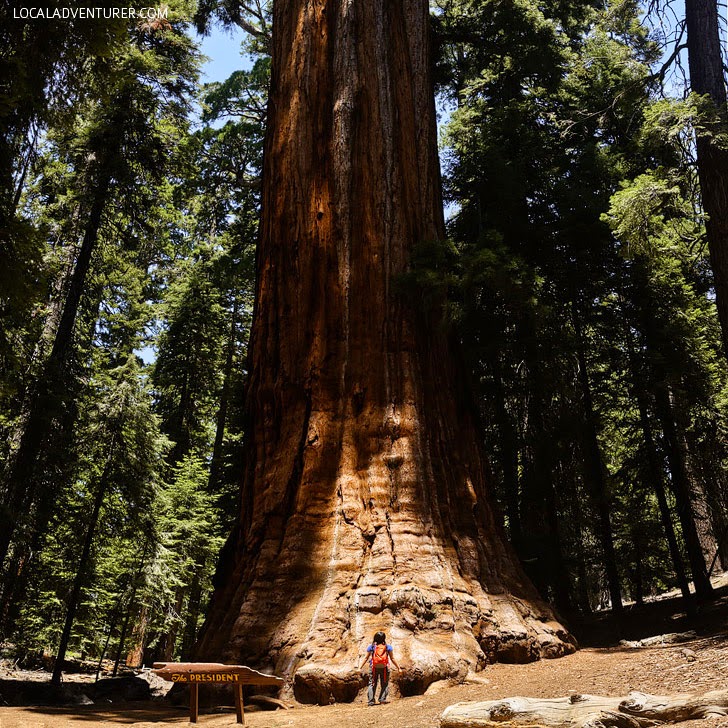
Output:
[440, 689, 728, 727]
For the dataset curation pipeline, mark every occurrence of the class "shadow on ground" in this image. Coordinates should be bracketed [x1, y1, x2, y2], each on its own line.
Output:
[567, 576, 728, 647]
[0, 702, 192, 725]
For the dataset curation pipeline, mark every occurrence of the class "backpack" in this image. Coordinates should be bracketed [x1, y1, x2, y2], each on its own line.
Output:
[372, 643, 389, 669]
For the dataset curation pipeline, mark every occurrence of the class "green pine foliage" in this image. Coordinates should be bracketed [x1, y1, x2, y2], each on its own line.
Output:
[427, 0, 728, 609]
[1, 0, 262, 667]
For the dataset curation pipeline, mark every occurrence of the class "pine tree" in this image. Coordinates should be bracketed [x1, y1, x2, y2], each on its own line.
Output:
[1, 2, 199, 636]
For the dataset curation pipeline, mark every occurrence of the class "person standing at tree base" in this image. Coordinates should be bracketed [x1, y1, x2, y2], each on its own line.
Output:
[360, 631, 401, 706]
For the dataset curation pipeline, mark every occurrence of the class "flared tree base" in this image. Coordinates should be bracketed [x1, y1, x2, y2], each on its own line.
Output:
[196, 501, 576, 703]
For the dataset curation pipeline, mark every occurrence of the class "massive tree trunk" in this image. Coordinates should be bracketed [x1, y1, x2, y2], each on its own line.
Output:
[195, 0, 574, 703]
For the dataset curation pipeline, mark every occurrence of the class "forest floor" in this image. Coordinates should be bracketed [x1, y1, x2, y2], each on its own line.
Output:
[2, 575, 728, 728]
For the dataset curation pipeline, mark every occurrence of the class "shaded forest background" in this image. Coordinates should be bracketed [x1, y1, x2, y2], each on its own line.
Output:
[1, 0, 728, 677]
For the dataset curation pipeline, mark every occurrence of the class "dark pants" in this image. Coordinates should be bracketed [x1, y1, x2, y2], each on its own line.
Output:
[368, 666, 389, 704]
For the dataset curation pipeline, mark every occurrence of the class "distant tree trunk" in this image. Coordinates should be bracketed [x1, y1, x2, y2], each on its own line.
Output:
[634, 388, 693, 598]
[155, 587, 185, 663]
[629, 522, 646, 605]
[194, 0, 574, 702]
[0, 281, 104, 637]
[571, 493, 593, 614]
[207, 297, 239, 493]
[0, 558, 19, 619]
[675, 427, 719, 566]
[169, 365, 191, 465]
[628, 268, 709, 604]
[684, 0, 728, 359]
[95, 627, 115, 682]
[572, 308, 622, 613]
[709, 500, 728, 573]
[95, 590, 127, 681]
[28, 233, 80, 373]
[519, 327, 572, 613]
[653, 386, 713, 599]
[688, 481, 719, 567]
[688, 453, 728, 573]
[112, 586, 138, 678]
[181, 569, 203, 659]
[126, 604, 149, 669]
[52, 436, 115, 685]
[526, 416, 573, 612]
[112, 607, 131, 677]
[710, 525, 728, 575]
[489, 353, 521, 544]
[624, 324, 695, 614]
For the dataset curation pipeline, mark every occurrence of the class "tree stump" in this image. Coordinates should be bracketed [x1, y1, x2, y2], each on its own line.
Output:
[440, 690, 728, 727]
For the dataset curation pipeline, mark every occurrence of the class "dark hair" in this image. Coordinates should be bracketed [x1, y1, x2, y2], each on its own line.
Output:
[373, 631, 386, 644]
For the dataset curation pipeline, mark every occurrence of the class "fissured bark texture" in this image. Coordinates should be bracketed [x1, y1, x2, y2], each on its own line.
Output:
[194, 0, 575, 702]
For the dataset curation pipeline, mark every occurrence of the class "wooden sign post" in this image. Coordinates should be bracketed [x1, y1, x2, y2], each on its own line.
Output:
[152, 662, 284, 724]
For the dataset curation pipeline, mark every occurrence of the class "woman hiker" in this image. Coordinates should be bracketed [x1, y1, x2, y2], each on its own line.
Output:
[359, 631, 401, 706]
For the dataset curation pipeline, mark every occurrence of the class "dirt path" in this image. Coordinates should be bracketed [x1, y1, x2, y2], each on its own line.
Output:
[2, 630, 727, 728]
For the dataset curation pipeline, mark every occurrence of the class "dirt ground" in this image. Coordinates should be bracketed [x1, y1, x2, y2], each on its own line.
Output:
[1, 634, 727, 728]
[2, 577, 728, 728]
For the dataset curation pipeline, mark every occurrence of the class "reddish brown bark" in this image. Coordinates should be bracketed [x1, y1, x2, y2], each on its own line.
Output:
[125, 604, 149, 669]
[195, 0, 574, 702]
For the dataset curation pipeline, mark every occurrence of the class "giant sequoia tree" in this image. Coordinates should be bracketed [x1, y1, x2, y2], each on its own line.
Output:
[195, 0, 574, 701]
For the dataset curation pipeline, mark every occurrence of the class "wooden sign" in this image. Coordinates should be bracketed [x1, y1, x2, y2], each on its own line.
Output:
[152, 662, 284, 724]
